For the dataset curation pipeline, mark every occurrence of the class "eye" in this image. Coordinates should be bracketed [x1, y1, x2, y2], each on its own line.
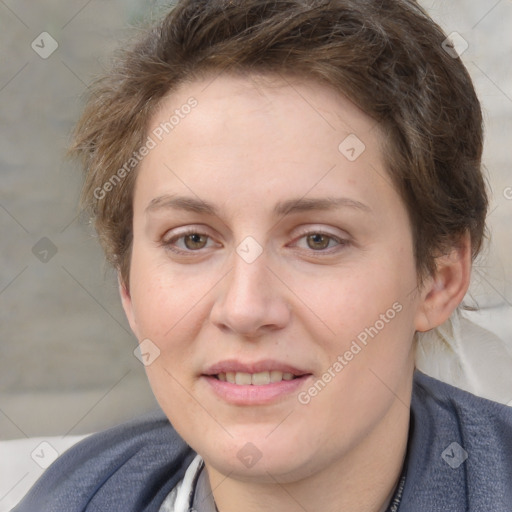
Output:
[304, 233, 336, 250]
[292, 231, 348, 252]
[180, 233, 209, 250]
[161, 229, 218, 254]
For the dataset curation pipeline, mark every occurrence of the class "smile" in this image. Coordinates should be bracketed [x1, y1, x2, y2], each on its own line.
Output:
[215, 371, 299, 385]
[202, 360, 312, 405]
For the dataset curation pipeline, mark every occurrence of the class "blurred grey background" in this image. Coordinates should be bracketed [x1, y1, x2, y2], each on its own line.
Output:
[1, 0, 511, 441]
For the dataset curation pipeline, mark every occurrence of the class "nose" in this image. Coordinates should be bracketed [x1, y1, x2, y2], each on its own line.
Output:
[209, 251, 291, 338]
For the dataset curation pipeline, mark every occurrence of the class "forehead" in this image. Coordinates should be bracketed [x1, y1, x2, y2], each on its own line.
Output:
[150, 72, 382, 147]
[136, 73, 399, 221]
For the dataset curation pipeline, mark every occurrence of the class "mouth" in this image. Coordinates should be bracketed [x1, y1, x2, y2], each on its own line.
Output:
[213, 370, 302, 385]
[201, 360, 312, 405]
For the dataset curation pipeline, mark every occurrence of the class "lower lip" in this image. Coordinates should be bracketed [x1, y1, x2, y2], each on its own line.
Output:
[202, 375, 311, 405]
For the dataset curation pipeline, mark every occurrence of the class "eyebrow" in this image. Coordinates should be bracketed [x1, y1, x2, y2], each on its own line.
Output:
[146, 195, 217, 215]
[274, 197, 372, 216]
[145, 194, 372, 217]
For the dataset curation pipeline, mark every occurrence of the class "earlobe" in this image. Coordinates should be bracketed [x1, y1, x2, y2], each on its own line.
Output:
[414, 235, 472, 332]
[118, 274, 139, 338]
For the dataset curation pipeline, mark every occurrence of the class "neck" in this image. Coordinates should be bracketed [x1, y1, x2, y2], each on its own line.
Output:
[205, 382, 412, 512]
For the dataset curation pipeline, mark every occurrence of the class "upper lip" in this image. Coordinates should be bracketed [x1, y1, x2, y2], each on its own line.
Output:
[203, 359, 311, 376]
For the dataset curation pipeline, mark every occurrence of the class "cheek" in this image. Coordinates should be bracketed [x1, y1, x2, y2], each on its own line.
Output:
[293, 298, 416, 463]
[288, 248, 418, 404]
[290, 256, 415, 340]
[129, 247, 209, 340]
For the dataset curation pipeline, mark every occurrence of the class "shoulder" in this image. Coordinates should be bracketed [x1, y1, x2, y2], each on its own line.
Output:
[13, 410, 196, 512]
[401, 370, 512, 511]
[413, 370, 512, 443]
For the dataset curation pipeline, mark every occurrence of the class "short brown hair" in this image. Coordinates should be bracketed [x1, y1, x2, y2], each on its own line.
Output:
[71, 0, 488, 289]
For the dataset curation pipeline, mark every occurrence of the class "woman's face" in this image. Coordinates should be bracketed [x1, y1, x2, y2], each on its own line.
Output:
[121, 74, 425, 482]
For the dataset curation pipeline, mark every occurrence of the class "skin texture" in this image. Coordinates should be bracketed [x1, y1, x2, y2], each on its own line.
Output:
[120, 74, 471, 512]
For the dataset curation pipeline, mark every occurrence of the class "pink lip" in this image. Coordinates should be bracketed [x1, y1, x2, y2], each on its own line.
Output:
[203, 374, 312, 405]
[203, 359, 309, 376]
[201, 359, 313, 406]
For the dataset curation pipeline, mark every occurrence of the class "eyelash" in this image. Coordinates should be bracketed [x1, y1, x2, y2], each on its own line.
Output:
[161, 228, 349, 256]
[161, 229, 218, 255]
[292, 229, 348, 253]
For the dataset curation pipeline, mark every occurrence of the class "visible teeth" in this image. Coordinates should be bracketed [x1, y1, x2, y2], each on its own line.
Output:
[216, 371, 299, 385]
[251, 371, 271, 385]
[235, 372, 252, 385]
[270, 370, 283, 383]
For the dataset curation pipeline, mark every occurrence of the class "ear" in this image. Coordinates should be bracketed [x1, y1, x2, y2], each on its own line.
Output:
[118, 273, 140, 339]
[414, 234, 472, 332]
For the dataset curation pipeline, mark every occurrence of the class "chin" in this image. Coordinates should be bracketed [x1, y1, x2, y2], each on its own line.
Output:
[196, 429, 324, 483]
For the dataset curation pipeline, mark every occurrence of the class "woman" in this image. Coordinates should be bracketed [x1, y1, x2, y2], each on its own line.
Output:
[14, 0, 512, 510]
